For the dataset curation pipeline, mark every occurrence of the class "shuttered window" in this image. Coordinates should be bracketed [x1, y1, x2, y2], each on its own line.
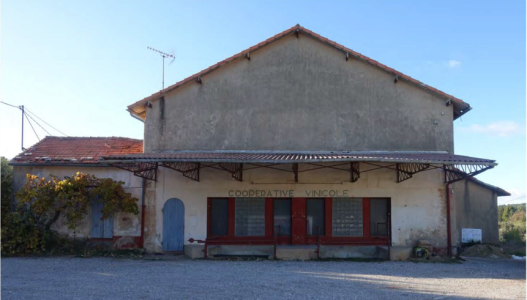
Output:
[332, 198, 363, 237]
[235, 198, 265, 236]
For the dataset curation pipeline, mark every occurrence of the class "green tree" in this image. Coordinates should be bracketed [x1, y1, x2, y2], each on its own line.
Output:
[1, 157, 13, 225]
[510, 210, 526, 223]
[502, 205, 511, 222]
[498, 205, 505, 222]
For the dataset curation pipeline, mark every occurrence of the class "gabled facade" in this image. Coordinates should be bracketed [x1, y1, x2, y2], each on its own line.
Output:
[12, 26, 506, 260]
[129, 25, 470, 154]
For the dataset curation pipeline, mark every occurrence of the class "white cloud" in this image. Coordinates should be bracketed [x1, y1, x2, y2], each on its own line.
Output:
[447, 60, 462, 69]
[459, 121, 525, 137]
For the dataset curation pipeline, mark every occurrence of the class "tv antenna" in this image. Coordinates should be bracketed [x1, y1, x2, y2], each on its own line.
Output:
[147, 47, 175, 89]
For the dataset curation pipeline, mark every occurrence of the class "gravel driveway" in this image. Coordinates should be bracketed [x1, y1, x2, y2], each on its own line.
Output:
[2, 256, 525, 299]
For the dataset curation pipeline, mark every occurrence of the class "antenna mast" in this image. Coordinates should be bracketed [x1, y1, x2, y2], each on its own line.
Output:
[147, 47, 175, 90]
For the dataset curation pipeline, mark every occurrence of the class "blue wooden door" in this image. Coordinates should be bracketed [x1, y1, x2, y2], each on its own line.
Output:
[91, 201, 114, 238]
[162, 198, 185, 251]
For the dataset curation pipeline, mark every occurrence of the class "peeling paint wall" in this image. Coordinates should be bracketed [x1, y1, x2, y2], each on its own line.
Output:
[144, 33, 454, 153]
[146, 163, 448, 253]
[12, 166, 143, 239]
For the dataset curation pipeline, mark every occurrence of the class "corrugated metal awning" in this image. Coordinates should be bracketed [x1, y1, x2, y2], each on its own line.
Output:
[100, 150, 496, 166]
[99, 151, 496, 183]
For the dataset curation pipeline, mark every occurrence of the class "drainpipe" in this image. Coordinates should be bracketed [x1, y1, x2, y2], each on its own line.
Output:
[446, 182, 452, 256]
[140, 178, 146, 249]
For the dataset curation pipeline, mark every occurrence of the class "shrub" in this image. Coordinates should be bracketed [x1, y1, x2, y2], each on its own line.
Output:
[1, 157, 13, 224]
[1, 172, 139, 256]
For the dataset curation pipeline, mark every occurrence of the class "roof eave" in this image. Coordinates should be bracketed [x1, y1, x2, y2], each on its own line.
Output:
[9, 162, 112, 167]
[100, 157, 497, 167]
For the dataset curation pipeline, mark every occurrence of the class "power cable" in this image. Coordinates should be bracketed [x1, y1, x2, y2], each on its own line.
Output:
[1, 100, 69, 138]
[0, 101, 20, 109]
[25, 112, 52, 136]
[24, 112, 40, 141]
[501, 195, 526, 204]
[24, 108, 68, 136]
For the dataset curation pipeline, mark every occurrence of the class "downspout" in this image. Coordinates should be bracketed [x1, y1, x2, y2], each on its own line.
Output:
[140, 178, 146, 249]
[446, 182, 452, 257]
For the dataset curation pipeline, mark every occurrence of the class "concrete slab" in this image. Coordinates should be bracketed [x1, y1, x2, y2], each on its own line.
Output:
[320, 245, 388, 259]
[390, 246, 413, 261]
[184, 244, 204, 259]
[276, 245, 318, 260]
[207, 245, 273, 259]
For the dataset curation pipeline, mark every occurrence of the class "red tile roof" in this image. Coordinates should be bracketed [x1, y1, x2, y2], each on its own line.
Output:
[128, 24, 471, 120]
[11, 136, 143, 165]
[101, 150, 496, 166]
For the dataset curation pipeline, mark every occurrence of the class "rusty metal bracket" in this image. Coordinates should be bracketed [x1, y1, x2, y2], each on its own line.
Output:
[219, 163, 243, 182]
[443, 164, 494, 184]
[162, 162, 200, 182]
[396, 163, 431, 183]
[351, 162, 360, 182]
[111, 162, 158, 181]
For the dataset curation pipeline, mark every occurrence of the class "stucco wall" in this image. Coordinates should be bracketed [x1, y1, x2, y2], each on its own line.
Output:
[12, 165, 143, 239]
[451, 180, 499, 245]
[144, 163, 448, 253]
[144, 33, 454, 153]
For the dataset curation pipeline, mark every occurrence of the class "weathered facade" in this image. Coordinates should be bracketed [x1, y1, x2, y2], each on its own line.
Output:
[141, 32, 456, 153]
[12, 25, 508, 260]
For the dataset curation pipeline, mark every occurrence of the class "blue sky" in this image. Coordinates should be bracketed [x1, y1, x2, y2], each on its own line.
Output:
[1, 0, 525, 204]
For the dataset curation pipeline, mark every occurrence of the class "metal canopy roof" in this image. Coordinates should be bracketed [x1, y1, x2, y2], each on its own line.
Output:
[99, 151, 496, 183]
[100, 150, 496, 166]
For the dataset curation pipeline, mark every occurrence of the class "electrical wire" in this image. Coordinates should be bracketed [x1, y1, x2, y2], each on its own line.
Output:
[1, 101, 69, 137]
[501, 195, 526, 204]
[25, 112, 52, 136]
[24, 112, 40, 141]
[24, 108, 68, 136]
[0, 101, 20, 109]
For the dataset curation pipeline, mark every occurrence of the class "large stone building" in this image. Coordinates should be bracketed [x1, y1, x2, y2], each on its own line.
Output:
[12, 25, 509, 260]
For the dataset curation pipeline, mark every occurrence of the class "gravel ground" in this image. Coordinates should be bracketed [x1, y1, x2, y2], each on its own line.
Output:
[1, 256, 525, 300]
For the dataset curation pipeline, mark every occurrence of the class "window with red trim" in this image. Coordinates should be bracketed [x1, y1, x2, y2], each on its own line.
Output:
[332, 197, 363, 237]
[306, 198, 325, 236]
[209, 198, 229, 236]
[235, 198, 265, 236]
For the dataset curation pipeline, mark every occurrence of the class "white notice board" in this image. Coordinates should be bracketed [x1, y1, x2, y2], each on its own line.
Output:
[462, 228, 482, 243]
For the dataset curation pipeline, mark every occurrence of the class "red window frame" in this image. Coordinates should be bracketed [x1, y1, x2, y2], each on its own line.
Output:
[206, 197, 390, 246]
